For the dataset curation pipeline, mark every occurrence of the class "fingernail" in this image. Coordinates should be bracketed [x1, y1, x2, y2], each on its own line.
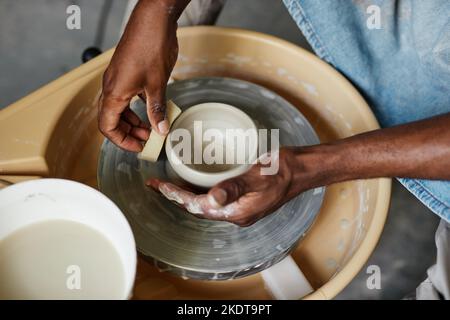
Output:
[158, 120, 169, 135]
[208, 194, 221, 209]
[210, 188, 227, 207]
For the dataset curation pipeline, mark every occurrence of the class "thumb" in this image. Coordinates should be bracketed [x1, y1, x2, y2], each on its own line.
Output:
[208, 177, 248, 208]
[145, 89, 169, 135]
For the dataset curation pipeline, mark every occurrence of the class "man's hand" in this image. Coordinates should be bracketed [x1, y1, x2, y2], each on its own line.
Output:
[98, 0, 190, 152]
[146, 147, 329, 226]
[147, 113, 450, 227]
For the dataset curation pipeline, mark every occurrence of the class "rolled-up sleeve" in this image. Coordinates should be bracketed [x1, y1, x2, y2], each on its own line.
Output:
[283, 0, 450, 222]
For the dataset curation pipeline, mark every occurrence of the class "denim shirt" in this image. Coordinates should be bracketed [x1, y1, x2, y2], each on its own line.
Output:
[283, 0, 450, 221]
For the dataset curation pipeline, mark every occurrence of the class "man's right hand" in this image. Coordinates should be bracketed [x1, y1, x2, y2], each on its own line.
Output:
[98, 0, 190, 152]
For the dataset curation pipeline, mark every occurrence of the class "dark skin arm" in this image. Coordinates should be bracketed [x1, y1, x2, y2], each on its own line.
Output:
[148, 113, 450, 226]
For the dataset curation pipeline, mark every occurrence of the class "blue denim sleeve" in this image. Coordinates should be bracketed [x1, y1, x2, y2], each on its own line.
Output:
[283, 0, 450, 222]
[398, 179, 450, 221]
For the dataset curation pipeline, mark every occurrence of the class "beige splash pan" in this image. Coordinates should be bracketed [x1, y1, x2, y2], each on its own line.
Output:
[0, 27, 391, 299]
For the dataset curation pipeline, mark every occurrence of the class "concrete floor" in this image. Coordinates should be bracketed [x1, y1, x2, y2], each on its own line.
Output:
[0, 0, 441, 299]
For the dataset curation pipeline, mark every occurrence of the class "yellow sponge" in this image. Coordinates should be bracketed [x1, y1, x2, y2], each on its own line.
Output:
[138, 100, 182, 162]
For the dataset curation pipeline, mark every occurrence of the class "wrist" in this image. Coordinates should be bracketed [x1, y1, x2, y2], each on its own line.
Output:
[122, 0, 185, 47]
[138, 0, 190, 23]
[287, 143, 348, 195]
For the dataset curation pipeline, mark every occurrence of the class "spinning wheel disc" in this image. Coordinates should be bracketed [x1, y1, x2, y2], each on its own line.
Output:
[98, 77, 324, 280]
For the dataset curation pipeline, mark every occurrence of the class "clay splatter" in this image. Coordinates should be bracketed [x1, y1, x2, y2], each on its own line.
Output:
[340, 218, 350, 229]
[313, 188, 322, 195]
[340, 187, 350, 199]
[117, 162, 132, 180]
[213, 239, 226, 249]
[259, 89, 276, 100]
[301, 82, 319, 96]
[337, 239, 345, 252]
[325, 258, 337, 269]
[277, 68, 288, 76]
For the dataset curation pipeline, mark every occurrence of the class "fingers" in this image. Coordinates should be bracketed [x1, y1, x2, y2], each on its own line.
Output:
[208, 176, 249, 207]
[116, 120, 146, 151]
[129, 126, 150, 142]
[146, 161, 282, 227]
[147, 178, 269, 226]
[146, 179, 236, 221]
[145, 89, 169, 136]
[123, 108, 150, 141]
[123, 108, 150, 129]
[98, 95, 145, 152]
[147, 179, 207, 215]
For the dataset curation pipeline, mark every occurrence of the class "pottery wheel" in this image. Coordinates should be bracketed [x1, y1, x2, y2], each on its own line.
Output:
[98, 77, 324, 280]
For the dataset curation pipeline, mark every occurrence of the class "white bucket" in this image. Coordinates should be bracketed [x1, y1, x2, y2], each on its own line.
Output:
[0, 178, 136, 299]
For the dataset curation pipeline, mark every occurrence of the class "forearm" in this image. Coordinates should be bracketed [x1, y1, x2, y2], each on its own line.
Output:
[132, 0, 190, 22]
[121, 0, 190, 42]
[101, 0, 191, 149]
[291, 113, 450, 193]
